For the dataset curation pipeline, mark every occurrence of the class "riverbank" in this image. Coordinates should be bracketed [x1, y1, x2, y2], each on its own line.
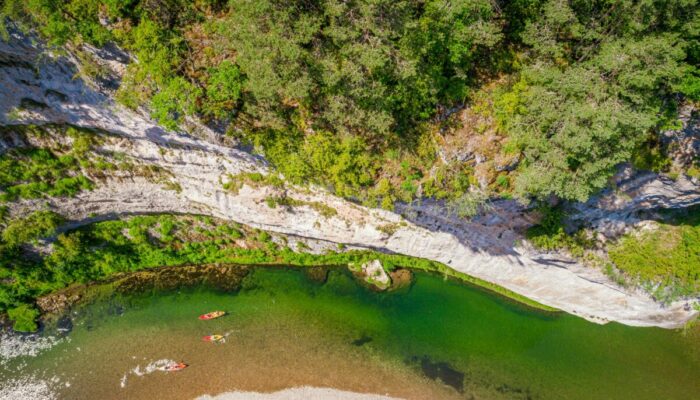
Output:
[1, 213, 557, 332]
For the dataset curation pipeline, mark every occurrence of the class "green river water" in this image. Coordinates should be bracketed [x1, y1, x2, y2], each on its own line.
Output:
[1, 267, 699, 399]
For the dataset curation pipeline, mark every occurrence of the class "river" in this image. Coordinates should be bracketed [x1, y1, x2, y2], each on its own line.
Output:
[1, 267, 698, 399]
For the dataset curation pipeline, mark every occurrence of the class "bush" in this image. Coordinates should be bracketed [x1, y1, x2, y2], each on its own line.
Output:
[525, 206, 590, 257]
[609, 221, 700, 298]
[447, 191, 490, 219]
[203, 61, 243, 119]
[150, 77, 202, 130]
[2, 211, 64, 248]
[8, 304, 40, 332]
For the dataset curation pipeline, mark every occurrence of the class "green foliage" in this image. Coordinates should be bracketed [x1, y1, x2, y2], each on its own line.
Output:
[203, 61, 243, 119]
[151, 77, 202, 130]
[525, 206, 590, 257]
[7, 304, 40, 332]
[632, 139, 671, 173]
[498, 0, 699, 202]
[218, 0, 501, 136]
[609, 213, 700, 300]
[265, 196, 338, 219]
[677, 66, 700, 101]
[5, 0, 699, 206]
[222, 171, 283, 195]
[257, 130, 377, 198]
[0, 0, 111, 46]
[0, 144, 93, 202]
[2, 211, 63, 248]
[447, 191, 490, 219]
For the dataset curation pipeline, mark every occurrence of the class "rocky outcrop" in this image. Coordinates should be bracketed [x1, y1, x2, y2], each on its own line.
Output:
[1, 30, 698, 328]
[566, 105, 700, 240]
[350, 260, 392, 291]
[567, 167, 700, 240]
[663, 104, 699, 171]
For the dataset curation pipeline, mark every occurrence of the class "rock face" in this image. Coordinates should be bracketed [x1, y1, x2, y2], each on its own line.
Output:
[663, 104, 700, 171]
[567, 106, 700, 240]
[1, 30, 698, 328]
[568, 167, 700, 239]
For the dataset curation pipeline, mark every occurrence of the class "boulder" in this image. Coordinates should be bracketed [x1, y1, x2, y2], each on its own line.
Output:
[351, 259, 391, 291]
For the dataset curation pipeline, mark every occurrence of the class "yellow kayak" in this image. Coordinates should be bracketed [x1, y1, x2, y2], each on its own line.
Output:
[198, 311, 226, 320]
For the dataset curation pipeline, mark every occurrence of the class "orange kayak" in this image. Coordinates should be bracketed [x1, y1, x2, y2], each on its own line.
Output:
[199, 311, 226, 320]
[164, 362, 188, 372]
[202, 335, 224, 342]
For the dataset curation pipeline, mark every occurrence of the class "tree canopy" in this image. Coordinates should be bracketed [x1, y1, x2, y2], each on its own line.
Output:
[1, 0, 698, 203]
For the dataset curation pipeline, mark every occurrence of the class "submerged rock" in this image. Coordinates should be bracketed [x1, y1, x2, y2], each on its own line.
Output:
[36, 292, 82, 315]
[305, 266, 329, 283]
[388, 268, 413, 291]
[115, 264, 250, 294]
[36, 264, 251, 322]
[416, 356, 465, 393]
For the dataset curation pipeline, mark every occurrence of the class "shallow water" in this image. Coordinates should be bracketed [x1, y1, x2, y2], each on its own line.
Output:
[1, 267, 698, 399]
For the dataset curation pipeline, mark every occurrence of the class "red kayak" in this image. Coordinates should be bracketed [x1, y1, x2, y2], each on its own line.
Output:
[198, 311, 225, 320]
[164, 362, 188, 372]
[202, 334, 224, 342]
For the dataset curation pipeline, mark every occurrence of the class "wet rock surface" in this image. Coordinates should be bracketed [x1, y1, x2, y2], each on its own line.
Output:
[305, 266, 330, 283]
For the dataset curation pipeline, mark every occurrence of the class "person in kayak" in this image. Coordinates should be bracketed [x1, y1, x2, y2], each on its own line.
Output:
[203, 334, 224, 342]
[199, 311, 226, 320]
[164, 362, 188, 371]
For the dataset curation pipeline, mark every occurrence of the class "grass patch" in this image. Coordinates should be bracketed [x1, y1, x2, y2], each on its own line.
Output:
[0, 147, 93, 202]
[222, 172, 284, 194]
[265, 196, 338, 218]
[609, 217, 700, 302]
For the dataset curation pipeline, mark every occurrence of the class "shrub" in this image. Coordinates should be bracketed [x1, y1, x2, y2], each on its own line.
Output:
[609, 221, 700, 298]
[203, 60, 243, 119]
[150, 77, 202, 130]
[8, 304, 40, 332]
[2, 211, 64, 248]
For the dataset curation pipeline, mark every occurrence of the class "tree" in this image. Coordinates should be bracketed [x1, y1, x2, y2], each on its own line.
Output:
[150, 77, 202, 130]
[203, 60, 243, 119]
[499, 0, 698, 201]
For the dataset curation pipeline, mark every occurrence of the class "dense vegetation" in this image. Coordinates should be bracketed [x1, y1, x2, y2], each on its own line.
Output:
[609, 208, 700, 302]
[0, 213, 552, 331]
[2, 0, 697, 206]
